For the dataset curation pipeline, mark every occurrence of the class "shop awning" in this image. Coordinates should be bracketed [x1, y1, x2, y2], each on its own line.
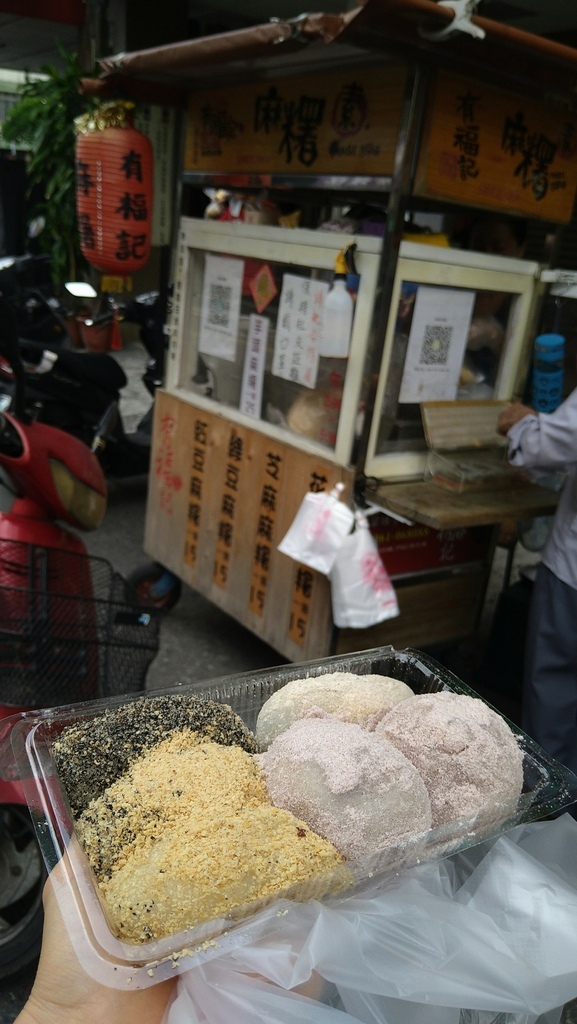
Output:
[85, 0, 577, 109]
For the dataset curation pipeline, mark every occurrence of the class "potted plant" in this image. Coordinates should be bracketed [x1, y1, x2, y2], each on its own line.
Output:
[1, 48, 96, 297]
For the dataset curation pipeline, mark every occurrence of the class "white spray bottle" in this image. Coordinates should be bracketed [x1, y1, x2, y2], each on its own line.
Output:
[319, 247, 354, 358]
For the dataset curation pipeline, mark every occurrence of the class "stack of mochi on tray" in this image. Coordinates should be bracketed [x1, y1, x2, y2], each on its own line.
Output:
[257, 672, 524, 860]
[52, 673, 525, 944]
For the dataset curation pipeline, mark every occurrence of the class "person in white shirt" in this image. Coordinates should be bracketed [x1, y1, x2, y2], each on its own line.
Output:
[498, 393, 577, 777]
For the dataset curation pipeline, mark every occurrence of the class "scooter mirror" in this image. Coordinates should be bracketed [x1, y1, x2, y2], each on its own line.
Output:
[65, 281, 98, 299]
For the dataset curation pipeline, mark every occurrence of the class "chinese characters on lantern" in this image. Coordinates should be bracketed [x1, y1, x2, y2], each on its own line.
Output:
[75, 120, 153, 274]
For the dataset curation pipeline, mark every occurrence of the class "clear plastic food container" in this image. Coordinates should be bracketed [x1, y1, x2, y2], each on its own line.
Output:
[1, 645, 576, 990]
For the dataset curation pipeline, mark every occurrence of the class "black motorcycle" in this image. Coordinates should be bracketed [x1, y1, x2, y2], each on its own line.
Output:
[0, 282, 167, 478]
[0, 340, 152, 479]
[0, 284, 182, 610]
[0, 252, 72, 349]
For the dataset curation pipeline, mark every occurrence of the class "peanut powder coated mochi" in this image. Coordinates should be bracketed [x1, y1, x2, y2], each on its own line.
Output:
[77, 733, 348, 944]
[100, 802, 348, 943]
[258, 716, 432, 860]
[376, 691, 524, 831]
[255, 671, 415, 749]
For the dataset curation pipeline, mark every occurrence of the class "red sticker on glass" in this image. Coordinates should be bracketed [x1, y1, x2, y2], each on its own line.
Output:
[249, 264, 278, 313]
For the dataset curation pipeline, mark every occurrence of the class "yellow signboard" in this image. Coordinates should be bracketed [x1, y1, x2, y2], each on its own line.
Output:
[415, 72, 577, 223]
[146, 392, 353, 662]
[184, 67, 407, 177]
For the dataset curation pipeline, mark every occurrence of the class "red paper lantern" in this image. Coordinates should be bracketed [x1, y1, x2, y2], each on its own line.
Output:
[75, 103, 154, 276]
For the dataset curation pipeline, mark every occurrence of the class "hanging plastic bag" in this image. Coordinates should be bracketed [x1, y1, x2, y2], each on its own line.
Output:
[277, 482, 354, 575]
[329, 511, 399, 628]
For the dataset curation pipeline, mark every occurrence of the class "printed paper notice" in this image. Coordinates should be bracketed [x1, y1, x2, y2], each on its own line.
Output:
[240, 314, 269, 418]
[272, 274, 328, 388]
[199, 254, 244, 362]
[398, 285, 475, 403]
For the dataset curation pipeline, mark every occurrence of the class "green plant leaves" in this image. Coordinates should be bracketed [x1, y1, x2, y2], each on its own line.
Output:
[1, 49, 97, 289]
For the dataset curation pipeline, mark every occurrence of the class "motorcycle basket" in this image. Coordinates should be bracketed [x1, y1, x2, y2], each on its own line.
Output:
[0, 541, 160, 706]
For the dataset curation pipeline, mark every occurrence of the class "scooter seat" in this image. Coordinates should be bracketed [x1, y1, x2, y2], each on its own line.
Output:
[51, 350, 128, 392]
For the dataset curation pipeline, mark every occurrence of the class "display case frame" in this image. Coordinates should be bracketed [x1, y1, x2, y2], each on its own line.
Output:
[165, 217, 383, 468]
[363, 241, 540, 482]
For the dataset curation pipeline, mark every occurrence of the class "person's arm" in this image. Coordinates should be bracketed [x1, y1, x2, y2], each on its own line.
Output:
[497, 390, 577, 476]
[16, 868, 176, 1024]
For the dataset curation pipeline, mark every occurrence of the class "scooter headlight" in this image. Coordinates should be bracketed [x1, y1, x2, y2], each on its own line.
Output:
[50, 459, 107, 530]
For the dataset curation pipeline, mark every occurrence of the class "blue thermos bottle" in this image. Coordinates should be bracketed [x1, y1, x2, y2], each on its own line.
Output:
[531, 333, 565, 413]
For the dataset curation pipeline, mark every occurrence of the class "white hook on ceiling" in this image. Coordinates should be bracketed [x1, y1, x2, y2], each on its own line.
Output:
[418, 0, 486, 42]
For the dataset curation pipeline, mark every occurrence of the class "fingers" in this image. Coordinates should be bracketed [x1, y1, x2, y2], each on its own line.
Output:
[497, 403, 535, 435]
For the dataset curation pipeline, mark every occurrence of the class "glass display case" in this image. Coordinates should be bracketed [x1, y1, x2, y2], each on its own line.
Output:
[165, 218, 382, 467]
[364, 241, 540, 481]
[167, 224, 540, 485]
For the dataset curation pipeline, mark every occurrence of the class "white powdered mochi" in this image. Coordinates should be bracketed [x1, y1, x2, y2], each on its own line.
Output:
[259, 716, 432, 860]
[256, 671, 414, 749]
[376, 690, 524, 831]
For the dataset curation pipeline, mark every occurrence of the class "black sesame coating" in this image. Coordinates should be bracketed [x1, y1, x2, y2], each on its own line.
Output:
[52, 693, 257, 817]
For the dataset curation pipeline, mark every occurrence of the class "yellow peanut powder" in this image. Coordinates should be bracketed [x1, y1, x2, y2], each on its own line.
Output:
[75, 732, 347, 943]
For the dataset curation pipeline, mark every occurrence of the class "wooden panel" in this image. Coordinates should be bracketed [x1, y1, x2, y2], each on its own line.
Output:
[145, 390, 353, 661]
[374, 479, 558, 529]
[184, 66, 406, 176]
[414, 71, 577, 224]
[335, 572, 485, 654]
[421, 400, 509, 451]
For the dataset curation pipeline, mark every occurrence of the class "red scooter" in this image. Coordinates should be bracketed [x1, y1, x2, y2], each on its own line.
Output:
[0, 299, 159, 977]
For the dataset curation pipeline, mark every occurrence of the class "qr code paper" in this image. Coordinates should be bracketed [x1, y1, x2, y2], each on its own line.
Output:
[207, 283, 232, 328]
[420, 324, 452, 365]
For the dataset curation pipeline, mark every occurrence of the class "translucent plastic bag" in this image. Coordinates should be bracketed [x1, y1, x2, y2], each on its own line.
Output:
[277, 482, 354, 575]
[329, 512, 399, 628]
[165, 815, 577, 1024]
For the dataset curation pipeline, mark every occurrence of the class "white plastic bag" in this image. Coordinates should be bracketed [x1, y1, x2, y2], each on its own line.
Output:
[277, 482, 354, 575]
[329, 512, 399, 628]
[165, 815, 577, 1024]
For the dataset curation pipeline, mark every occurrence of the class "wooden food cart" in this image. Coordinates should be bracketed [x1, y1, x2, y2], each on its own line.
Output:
[94, 0, 577, 662]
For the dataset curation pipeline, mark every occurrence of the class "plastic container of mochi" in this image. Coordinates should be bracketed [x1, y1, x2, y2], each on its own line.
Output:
[0, 644, 576, 990]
